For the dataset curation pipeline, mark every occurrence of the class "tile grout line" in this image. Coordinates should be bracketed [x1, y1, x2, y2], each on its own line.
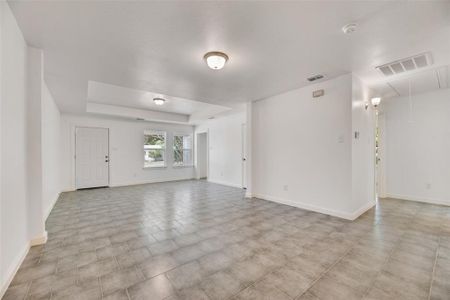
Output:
[224, 257, 293, 300]
[125, 287, 132, 300]
[359, 230, 407, 299]
[99, 277, 104, 298]
[22, 281, 32, 300]
[427, 236, 441, 300]
[294, 245, 354, 299]
[359, 205, 423, 299]
[226, 220, 351, 299]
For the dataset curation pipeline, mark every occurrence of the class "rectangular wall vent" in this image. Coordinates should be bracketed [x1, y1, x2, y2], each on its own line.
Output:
[307, 74, 324, 82]
[376, 52, 432, 76]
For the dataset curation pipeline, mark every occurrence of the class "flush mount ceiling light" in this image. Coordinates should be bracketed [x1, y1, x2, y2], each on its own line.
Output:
[204, 51, 229, 70]
[371, 97, 381, 107]
[342, 23, 357, 34]
[153, 97, 165, 105]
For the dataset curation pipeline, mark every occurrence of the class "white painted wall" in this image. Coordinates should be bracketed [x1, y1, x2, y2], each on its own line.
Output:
[351, 75, 376, 213]
[60, 114, 195, 190]
[252, 74, 353, 218]
[251, 74, 375, 219]
[195, 109, 246, 188]
[42, 82, 61, 219]
[196, 132, 207, 179]
[26, 47, 45, 242]
[0, 2, 29, 295]
[384, 88, 450, 205]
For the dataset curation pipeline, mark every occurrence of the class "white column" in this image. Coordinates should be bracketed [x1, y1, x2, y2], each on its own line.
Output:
[27, 47, 46, 245]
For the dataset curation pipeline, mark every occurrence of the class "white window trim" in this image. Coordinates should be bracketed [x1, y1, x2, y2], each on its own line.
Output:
[173, 133, 193, 167]
[144, 130, 167, 168]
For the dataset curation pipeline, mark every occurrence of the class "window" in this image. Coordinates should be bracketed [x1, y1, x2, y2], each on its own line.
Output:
[173, 134, 192, 167]
[144, 131, 166, 168]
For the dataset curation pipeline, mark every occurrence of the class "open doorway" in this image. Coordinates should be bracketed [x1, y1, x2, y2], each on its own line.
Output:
[376, 112, 386, 200]
[196, 132, 208, 180]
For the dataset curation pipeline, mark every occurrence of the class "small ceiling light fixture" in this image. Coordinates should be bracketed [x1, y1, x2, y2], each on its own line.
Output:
[204, 51, 229, 70]
[342, 23, 357, 34]
[153, 97, 165, 105]
[371, 97, 381, 108]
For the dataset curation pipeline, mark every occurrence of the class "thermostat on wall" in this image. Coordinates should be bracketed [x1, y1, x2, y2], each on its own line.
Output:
[313, 89, 325, 98]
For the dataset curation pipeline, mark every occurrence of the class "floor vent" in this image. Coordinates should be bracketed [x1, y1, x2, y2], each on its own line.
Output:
[376, 52, 432, 76]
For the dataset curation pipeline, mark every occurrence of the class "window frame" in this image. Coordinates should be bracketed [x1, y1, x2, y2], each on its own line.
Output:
[143, 130, 167, 168]
[173, 133, 193, 167]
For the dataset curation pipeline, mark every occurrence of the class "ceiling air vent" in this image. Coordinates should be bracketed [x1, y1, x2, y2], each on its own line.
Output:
[376, 52, 433, 76]
[307, 74, 324, 82]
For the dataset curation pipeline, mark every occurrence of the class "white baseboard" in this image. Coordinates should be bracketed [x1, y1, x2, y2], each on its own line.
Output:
[385, 193, 450, 206]
[110, 177, 196, 188]
[30, 231, 48, 246]
[207, 179, 243, 189]
[349, 201, 376, 220]
[245, 191, 253, 198]
[252, 193, 374, 221]
[0, 243, 29, 299]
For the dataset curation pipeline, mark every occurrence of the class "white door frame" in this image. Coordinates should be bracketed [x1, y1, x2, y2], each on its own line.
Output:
[75, 126, 110, 189]
[376, 113, 387, 198]
[241, 123, 247, 189]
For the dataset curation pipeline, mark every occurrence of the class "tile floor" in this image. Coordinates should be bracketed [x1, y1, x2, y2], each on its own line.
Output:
[3, 180, 450, 300]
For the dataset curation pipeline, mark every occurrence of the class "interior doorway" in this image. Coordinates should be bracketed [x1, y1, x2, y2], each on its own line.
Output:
[375, 112, 386, 199]
[196, 132, 208, 180]
[75, 127, 110, 189]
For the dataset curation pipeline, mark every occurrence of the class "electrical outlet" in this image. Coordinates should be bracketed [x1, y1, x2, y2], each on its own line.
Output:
[426, 183, 431, 190]
[283, 185, 289, 191]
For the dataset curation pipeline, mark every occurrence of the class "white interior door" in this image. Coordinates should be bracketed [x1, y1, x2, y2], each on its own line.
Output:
[75, 127, 109, 189]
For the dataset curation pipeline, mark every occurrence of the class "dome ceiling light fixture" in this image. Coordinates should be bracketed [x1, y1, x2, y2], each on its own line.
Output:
[153, 97, 166, 105]
[204, 51, 229, 70]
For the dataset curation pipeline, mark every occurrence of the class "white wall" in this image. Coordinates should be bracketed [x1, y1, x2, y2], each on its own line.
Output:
[196, 132, 207, 179]
[384, 88, 450, 205]
[351, 75, 376, 213]
[252, 74, 353, 218]
[251, 74, 375, 219]
[26, 47, 45, 242]
[60, 114, 195, 190]
[42, 82, 61, 219]
[195, 109, 246, 188]
[0, 1, 29, 295]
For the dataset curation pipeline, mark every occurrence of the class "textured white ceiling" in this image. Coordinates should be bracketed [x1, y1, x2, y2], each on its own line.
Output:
[88, 81, 230, 115]
[8, 1, 450, 113]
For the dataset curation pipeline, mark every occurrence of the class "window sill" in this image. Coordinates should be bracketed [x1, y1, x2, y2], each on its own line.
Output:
[173, 165, 194, 169]
[143, 166, 167, 169]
